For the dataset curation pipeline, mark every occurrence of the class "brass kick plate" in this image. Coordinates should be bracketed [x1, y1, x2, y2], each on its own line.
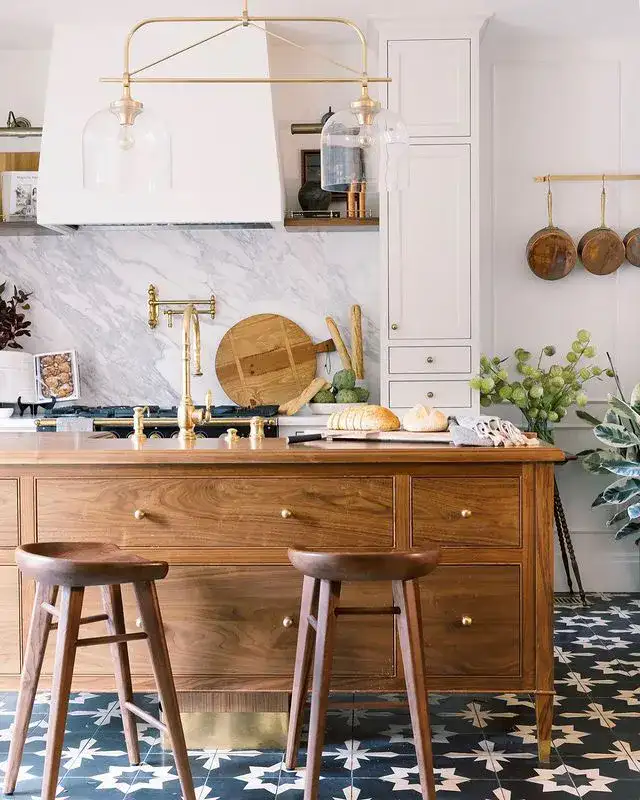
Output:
[162, 711, 289, 750]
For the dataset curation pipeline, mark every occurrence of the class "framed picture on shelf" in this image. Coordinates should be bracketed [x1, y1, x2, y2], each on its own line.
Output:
[300, 149, 346, 200]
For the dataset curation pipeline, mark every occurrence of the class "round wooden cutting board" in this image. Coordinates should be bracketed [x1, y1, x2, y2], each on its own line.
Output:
[215, 314, 335, 407]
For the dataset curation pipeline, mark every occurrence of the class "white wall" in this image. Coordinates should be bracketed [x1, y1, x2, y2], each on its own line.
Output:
[0, 50, 49, 152]
[481, 24, 640, 591]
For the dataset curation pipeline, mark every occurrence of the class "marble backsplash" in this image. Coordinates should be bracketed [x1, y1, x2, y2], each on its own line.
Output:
[0, 228, 379, 407]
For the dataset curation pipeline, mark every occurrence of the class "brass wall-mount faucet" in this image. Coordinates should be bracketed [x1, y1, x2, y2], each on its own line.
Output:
[178, 303, 212, 442]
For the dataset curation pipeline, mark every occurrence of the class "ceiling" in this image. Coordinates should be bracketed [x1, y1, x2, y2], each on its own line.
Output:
[1, 0, 639, 49]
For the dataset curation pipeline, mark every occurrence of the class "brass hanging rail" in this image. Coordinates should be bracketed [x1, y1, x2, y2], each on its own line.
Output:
[534, 174, 640, 183]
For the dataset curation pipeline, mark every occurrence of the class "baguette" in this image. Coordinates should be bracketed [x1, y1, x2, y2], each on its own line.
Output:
[327, 404, 400, 432]
[350, 304, 364, 379]
[279, 377, 330, 416]
[325, 316, 352, 371]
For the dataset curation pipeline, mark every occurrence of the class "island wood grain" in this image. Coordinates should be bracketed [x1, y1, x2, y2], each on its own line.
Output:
[0, 434, 561, 758]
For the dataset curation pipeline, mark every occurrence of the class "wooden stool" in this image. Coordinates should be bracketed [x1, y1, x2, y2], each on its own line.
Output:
[3, 542, 195, 800]
[285, 547, 441, 800]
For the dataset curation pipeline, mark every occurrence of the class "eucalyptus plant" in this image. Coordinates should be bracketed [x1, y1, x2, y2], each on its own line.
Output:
[579, 384, 640, 546]
[470, 330, 614, 444]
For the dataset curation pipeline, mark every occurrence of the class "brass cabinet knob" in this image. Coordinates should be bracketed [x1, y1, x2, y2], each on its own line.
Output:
[426, 391, 434, 399]
[461, 615, 473, 627]
[426, 356, 434, 364]
[135, 617, 143, 628]
[391, 323, 398, 331]
[281, 508, 293, 519]
[133, 509, 146, 520]
[460, 509, 472, 519]
[282, 616, 294, 628]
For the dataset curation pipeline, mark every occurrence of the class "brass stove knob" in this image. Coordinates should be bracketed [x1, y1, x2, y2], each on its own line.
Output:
[281, 508, 293, 519]
[461, 615, 473, 627]
[282, 616, 294, 628]
[133, 509, 146, 520]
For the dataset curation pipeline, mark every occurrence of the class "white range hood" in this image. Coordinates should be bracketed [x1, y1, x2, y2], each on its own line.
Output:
[37, 22, 284, 228]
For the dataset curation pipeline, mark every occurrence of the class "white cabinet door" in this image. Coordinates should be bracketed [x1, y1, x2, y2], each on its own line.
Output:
[388, 39, 471, 137]
[388, 144, 471, 340]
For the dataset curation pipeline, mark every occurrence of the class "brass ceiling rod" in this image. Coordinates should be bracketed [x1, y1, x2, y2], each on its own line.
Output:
[534, 174, 640, 183]
[100, 6, 390, 87]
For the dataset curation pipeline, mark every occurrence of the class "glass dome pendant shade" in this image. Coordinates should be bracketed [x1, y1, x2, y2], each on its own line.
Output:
[320, 83, 409, 194]
[82, 82, 172, 191]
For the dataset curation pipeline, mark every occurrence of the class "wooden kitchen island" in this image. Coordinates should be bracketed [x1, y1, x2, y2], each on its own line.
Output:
[0, 433, 564, 759]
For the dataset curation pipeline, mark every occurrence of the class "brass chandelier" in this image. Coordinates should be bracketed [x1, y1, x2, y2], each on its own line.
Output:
[83, 1, 409, 195]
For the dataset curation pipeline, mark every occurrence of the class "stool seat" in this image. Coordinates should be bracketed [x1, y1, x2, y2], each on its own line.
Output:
[15, 542, 168, 587]
[288, 547, 439, 582]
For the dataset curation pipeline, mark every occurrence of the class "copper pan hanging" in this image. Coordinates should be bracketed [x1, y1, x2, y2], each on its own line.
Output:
[578, 177, 625, 275]
[623, 226, 640, 267]
[526, 178, 577, 280]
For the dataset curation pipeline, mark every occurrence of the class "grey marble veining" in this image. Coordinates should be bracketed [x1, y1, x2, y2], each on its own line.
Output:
[0, 228, 380, 406]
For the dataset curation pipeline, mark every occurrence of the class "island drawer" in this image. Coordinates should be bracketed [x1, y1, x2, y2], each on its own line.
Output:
[389, 346, 471, 374]
[0, 479, 18, 546]
[420, 564, 521, 677]
[412, 477, 521, 548]
[0, 566, 20, 675]
[39, 566, 395, 679]
[35, 477, 394, 549]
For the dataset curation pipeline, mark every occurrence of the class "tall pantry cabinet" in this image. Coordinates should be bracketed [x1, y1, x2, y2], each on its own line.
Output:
[376, 19, 485, 416]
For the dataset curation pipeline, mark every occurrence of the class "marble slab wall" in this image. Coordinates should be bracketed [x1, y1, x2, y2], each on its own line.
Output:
[0, 228, 379, 406]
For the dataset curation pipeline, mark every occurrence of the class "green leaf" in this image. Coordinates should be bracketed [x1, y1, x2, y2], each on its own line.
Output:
[582, 450, 620, 475]
[614, 519, 640, 540]
[604, 461, 640, 478]
[608, 396, 640, 433]
[629, 503, 640, 520]
[592, 477, 640, 506]
[576, 410, 602, 427]
[594, 423, 640, 449]
[607, 507, 633, 526]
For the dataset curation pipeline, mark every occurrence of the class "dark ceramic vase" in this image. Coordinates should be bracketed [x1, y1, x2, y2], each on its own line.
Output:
[298, 180, 332, 212]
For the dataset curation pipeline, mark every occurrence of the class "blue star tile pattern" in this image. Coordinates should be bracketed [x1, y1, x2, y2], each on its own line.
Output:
[1, 593, 640, 797]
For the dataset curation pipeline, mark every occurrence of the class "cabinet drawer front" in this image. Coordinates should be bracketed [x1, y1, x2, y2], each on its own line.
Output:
[389, 380, 471, 410]
[36, 477, 393, 549]
[412, 478, 521, 548]
[0, 479, 18, 546]
[389, 346, 471, 375]
[0, 566, 20, 675]
[420, 565, 521, 676]
[40, 567, 394, 678]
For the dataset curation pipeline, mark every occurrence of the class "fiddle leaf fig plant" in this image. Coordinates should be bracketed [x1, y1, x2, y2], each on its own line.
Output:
[0, 282, 32, 351]
[578, 384, 640, 545]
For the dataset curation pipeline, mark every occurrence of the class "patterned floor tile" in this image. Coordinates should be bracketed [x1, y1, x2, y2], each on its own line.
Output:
[3, 593, 640, 799]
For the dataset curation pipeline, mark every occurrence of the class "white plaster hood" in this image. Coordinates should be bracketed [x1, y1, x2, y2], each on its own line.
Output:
[37, 22, 284, 228]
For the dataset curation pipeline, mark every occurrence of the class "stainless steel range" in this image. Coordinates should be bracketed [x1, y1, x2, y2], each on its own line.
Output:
[35, 405, 279, 439]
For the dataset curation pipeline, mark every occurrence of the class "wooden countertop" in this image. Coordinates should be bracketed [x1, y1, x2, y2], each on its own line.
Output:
[0, 432, 566, 466]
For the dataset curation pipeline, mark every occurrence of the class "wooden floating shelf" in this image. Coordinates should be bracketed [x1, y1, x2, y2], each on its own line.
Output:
[284, 217, 379, 232]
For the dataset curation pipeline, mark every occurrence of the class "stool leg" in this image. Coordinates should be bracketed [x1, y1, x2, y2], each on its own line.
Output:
[393, 579, 436, 800]
[42, 586, 85, 800]
[133, 581, 195, 800]
[285, 576, 320, 770]
[101, 584, 140, 766]
[304, 579, 341, 800]
[3, 582, 57, 795]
